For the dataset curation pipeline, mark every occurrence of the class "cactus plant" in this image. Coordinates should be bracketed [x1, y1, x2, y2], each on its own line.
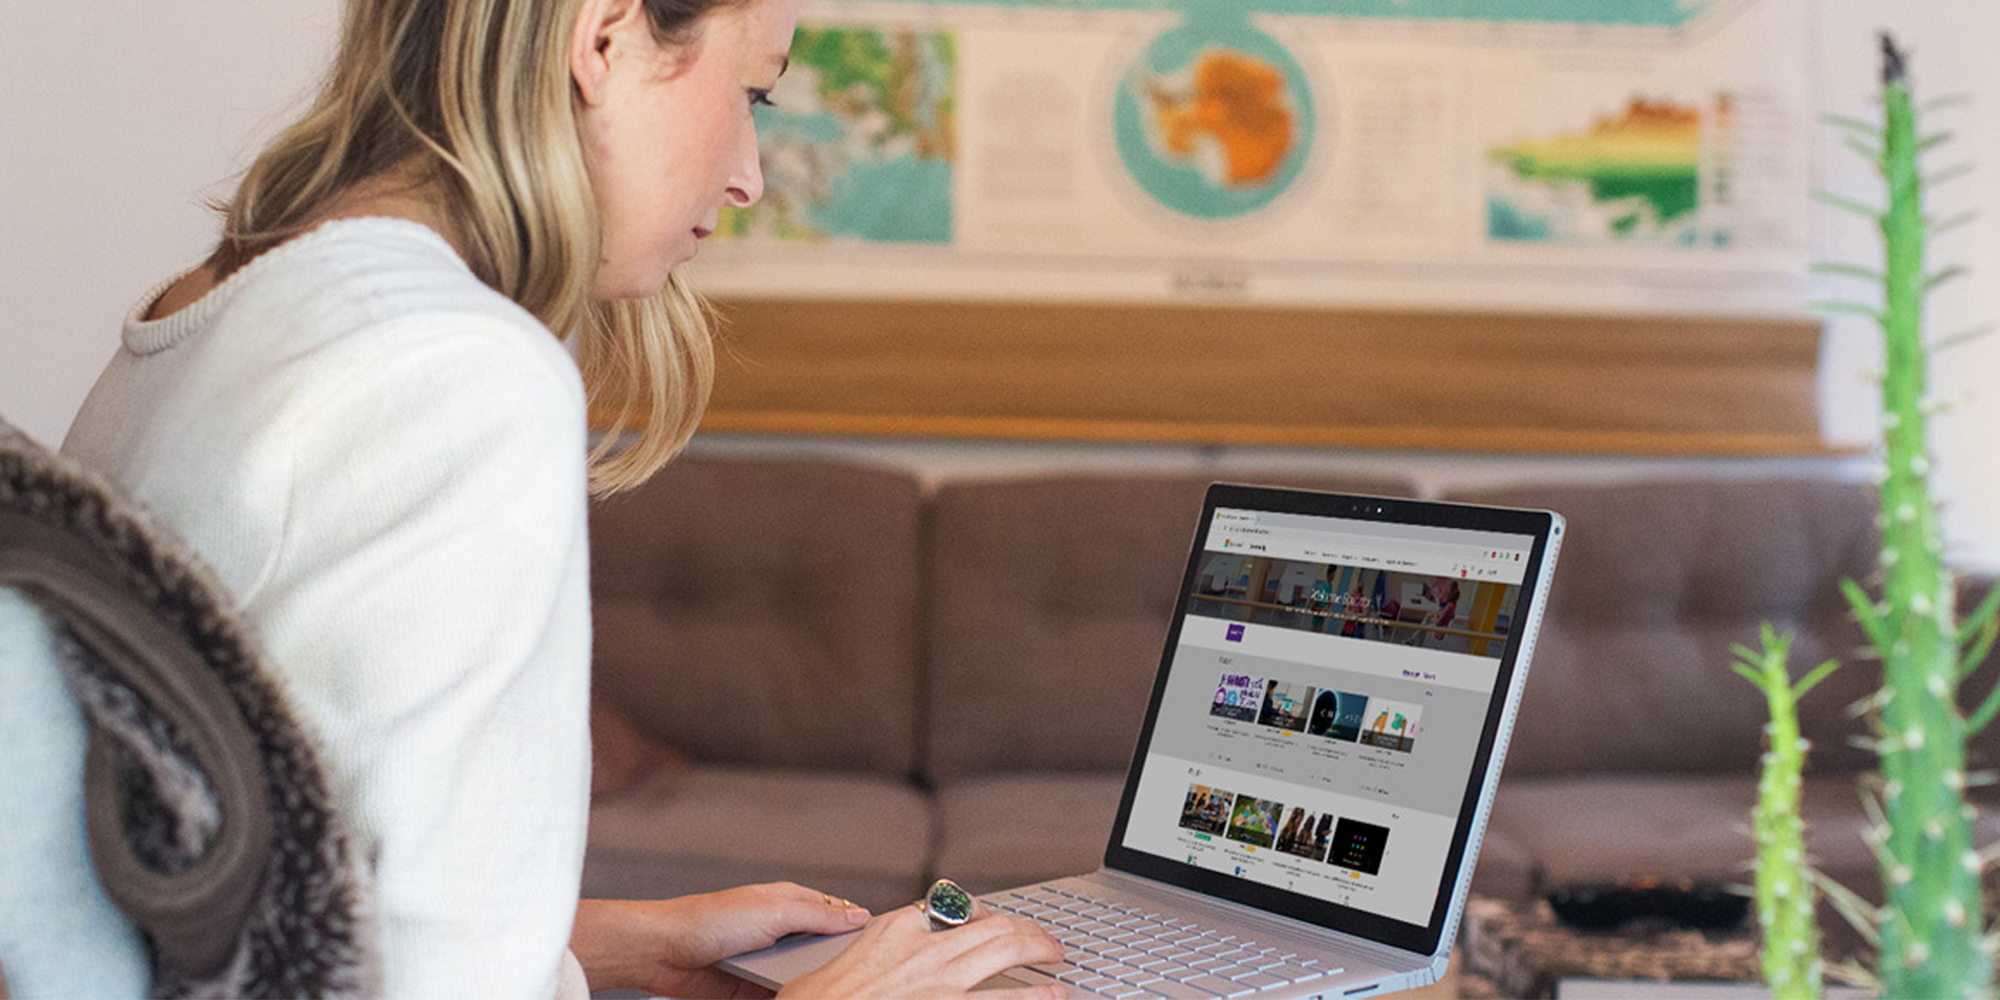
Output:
[1846, 35, 1999, 1000]
[1735, 626, 1837, 999]
[1743, 33, 2000, 999]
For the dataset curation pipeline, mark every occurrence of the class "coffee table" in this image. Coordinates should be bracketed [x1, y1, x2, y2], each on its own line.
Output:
[1457, 896, 1760, 999]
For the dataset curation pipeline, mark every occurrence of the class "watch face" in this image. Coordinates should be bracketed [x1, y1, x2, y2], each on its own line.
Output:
[927, 880, 972, 924]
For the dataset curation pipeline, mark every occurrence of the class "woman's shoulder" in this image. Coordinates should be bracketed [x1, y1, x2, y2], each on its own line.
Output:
[236, 217, 560, 350]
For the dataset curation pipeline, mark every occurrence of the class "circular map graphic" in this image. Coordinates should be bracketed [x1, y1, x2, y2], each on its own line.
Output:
[1112, 14, 1315, 219]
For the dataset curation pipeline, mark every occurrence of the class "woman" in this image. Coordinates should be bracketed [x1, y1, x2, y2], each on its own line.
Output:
[59, 0, 1062, 994]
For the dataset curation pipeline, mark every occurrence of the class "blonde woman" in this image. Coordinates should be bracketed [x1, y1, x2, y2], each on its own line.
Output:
[59, 0, 1062, 994]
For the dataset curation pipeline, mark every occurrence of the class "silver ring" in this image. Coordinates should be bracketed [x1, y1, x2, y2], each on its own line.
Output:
[923, 878, 972, 931]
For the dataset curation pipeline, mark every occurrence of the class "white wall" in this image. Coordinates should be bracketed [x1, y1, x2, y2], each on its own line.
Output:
[3, 1, 1996, 565]
[0, 1, 339, 446]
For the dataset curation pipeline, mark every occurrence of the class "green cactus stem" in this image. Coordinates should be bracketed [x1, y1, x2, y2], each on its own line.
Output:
[1841, 34, 1995, 999]
[1735, 626, 1836, 1000]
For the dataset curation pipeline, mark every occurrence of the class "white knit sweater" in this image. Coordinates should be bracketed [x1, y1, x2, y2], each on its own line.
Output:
[62, 218, 592, 997]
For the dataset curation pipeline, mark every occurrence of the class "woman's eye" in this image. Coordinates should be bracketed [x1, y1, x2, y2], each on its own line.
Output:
[748, 88, 776, 110]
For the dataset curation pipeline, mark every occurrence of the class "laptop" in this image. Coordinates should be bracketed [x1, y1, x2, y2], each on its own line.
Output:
[722, 483, 1564, 999]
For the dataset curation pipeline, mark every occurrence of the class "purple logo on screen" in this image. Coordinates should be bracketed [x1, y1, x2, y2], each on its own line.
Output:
[1226, 624, 1245, 642]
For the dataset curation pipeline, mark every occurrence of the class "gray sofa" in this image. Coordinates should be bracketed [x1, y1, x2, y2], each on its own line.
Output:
[582, 454, 2000, 937]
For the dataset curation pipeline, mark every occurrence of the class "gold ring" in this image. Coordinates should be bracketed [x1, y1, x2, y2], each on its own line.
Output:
[821, 892, 833, 905]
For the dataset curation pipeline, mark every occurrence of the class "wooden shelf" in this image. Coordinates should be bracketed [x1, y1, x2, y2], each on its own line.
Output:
[607, 297, 1832, 456]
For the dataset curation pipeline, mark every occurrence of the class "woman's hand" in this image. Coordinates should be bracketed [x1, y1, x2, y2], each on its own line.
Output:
[780, 897, 1065, 999]
[571, 883, 870, 998]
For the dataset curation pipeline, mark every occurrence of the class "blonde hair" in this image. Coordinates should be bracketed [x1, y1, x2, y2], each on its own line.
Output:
[209, 0, 728, 495]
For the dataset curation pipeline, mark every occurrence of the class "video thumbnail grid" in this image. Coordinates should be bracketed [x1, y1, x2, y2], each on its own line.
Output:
[1212, 673, 1422, 753]
[1179, 783, 1390, 875]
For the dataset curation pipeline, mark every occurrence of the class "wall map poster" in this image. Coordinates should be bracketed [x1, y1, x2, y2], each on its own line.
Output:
[691, 0, 1812, 316]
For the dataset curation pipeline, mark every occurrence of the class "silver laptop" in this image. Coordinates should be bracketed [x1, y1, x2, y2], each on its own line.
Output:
[723, 483, 1564, 999]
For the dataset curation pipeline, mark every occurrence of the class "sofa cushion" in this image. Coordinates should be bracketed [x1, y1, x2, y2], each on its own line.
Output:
[1443, 480, 1888, 778]
[923, 473, 1410, 781]
[932, 773, 1127, 895]
[584, 766, 933, 913]
[590, 454, 924, 775]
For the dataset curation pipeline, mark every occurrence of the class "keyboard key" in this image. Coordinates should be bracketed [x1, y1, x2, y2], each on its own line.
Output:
[1203, 964, 1253, 981]
[1097, 963, 1146, 982]
[1235, 973, 1287, 990]
[1115, 968, 1164, 987]
[1100, 986, 1150, 1000]
[1184, 975, 1259, 998]
[1270, 963, 1336, 983]
[1148, 980, 1225, 999]
[1071, 975, 1118, 994]
[1131, 956, 1170, 970]
[1103, 948, 1145, 964]
[1156, 963, 1205, 982]
[1055, 967, 1098, 984]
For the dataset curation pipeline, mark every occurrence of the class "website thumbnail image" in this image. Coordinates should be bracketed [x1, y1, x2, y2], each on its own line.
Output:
[1212, 673, 1421, 753]
[1179, 783, 1390, 876]
[1189, 555, 1517, 660]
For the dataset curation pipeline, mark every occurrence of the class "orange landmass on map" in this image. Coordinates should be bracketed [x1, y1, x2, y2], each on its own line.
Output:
[1148, 50, 1294, 187]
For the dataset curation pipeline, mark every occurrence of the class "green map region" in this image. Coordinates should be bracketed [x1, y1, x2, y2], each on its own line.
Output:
[717, 26, 957, 244]
[1487, 97, 1707, 246]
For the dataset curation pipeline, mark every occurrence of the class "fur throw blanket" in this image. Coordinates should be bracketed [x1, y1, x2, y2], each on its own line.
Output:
[0, 420, 377, 997]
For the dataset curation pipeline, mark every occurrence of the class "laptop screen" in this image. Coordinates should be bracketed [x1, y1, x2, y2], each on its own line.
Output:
[1105, 487, 1556, 953]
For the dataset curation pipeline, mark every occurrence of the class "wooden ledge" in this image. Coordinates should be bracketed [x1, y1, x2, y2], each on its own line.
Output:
[599, 297, 1833, 457]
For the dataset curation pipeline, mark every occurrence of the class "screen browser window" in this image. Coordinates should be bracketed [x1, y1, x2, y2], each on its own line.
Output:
[1121, 507, 1536, 926]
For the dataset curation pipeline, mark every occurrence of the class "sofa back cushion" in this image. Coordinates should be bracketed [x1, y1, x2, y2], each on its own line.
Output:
[923, 472, 1410, 782]
[590, 454, 923, 775]
[1443, 479, 1886, 778]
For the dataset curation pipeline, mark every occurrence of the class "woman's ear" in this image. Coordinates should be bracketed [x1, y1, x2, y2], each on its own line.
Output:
[570, 0, 646, 107]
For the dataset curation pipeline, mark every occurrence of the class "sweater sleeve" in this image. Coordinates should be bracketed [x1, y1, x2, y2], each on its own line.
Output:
[244, 314, 592, 998]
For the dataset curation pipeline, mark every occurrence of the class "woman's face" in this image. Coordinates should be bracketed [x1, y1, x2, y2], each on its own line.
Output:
[575, 0, 799, 299]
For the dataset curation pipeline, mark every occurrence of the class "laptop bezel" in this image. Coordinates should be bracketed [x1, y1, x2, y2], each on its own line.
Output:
[1098, 483, 1558, 956]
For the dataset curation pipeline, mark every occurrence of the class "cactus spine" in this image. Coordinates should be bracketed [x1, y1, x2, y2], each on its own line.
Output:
[1736, 626, 1835, 999]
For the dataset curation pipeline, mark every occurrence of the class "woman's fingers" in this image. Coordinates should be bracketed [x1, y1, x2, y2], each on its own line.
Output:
[944, 917, 1065, 981]
[777, 888, 1064, 998]
[769, 882, 871, 936]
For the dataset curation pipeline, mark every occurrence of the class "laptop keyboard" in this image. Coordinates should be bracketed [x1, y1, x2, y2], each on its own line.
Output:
[986, 885, 1341, 998]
